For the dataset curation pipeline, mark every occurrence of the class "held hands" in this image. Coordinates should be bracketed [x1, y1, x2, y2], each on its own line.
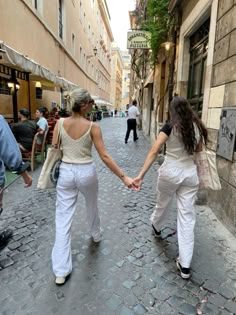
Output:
[121, 175, 142, 191]
[132, 176, 143, 191]
[21, 171, 33, 188]
[122, 175, 135, 189]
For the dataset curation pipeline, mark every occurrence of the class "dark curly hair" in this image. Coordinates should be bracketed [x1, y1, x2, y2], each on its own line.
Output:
[169, 96, 208, 154]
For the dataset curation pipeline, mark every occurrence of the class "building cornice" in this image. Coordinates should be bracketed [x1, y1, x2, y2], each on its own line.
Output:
[98, 0, 114, 41]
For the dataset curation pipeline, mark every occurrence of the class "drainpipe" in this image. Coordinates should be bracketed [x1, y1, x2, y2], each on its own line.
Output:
[168, 7, 179, 113]
[168, 27, 177, 106]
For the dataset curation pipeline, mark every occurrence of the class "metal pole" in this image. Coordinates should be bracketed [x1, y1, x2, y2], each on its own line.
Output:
[27, 73, 32, 119]
[12, 70, 18, 123]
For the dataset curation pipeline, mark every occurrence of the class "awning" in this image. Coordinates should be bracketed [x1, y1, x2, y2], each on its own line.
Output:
[95, 99, 113, 108]
[0, 41, 78, 90]
[91, 94, 100, 100]
[143, 70, 154, 87]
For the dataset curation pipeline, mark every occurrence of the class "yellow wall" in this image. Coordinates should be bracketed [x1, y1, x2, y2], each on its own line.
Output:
[0, 0, 113, 118]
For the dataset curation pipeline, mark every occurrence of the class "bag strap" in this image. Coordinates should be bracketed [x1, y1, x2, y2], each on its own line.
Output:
[55, 118, 64, 147]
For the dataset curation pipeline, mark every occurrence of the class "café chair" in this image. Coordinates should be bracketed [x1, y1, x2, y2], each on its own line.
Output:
[21, 129, 48, 171]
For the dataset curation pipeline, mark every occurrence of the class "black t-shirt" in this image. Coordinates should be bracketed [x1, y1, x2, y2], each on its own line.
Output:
[12, 120, 37, 150]
[160, 123, 172, 136]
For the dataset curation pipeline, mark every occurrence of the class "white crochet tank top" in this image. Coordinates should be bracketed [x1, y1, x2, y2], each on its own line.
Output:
[61, 121, 93, 164]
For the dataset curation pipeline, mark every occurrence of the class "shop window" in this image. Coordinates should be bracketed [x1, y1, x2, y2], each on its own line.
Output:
[36, 87, 42, 99]
[0, 77, 10, 95]
[187, 19, 210, 117]
[72, 33, 75, 55]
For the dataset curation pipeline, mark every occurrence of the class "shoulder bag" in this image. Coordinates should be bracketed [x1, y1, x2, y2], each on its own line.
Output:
[37, 118, 63, 189]
[194, 143, 221, 191]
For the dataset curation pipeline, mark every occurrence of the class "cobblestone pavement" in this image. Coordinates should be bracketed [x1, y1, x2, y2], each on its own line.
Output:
[1, 117, 236, 315]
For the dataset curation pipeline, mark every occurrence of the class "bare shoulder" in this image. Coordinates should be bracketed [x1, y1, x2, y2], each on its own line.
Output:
[91, 122, 101, 132]
[91, 122, 102, 139]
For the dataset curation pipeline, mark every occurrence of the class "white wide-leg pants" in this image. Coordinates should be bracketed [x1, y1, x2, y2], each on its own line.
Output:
[150, 159, 199, 268]
[52, 162, 100, 277]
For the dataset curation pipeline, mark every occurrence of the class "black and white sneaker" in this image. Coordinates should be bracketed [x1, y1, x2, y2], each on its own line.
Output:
[152, 225, 161, 238]
[176, 258, 190, 279]
[0, 229, 13, 251]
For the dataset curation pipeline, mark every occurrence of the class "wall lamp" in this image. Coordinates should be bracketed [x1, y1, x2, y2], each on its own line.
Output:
[161, 41, 175, 51]
[35, 81, 42, 88]
[87, 47, 98, 60]
[8, 79, 20, 91]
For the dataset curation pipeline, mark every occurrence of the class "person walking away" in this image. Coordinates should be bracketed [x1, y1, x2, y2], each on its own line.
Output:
[133, 96, 208, 279]
[51, 88, 134, 285]
[12, 108, 37, 151]
[0, 115, 32, 250]
[125, 100, 140, 143]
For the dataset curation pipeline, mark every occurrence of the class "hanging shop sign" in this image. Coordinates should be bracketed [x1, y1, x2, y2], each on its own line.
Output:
[127, 31, 151, 49]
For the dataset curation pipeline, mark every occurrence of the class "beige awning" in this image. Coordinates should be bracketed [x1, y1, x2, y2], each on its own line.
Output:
[0, 41, 78, 90]
[95, 99, 113, 108]
[91, 94, 100, 100]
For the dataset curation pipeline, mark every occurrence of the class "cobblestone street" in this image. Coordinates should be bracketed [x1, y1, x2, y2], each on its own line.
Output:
[1, 117, 236, 315]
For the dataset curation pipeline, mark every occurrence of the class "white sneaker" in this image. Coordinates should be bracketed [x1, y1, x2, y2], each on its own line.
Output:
[92, 231, 102, 243]
[55, 273, 70, 285]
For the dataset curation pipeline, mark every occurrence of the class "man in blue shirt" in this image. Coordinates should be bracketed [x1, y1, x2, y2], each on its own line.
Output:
[0, 115, 32, 250]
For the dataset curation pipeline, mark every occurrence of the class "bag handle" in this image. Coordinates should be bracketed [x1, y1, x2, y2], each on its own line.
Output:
[53, 118, 64, 148]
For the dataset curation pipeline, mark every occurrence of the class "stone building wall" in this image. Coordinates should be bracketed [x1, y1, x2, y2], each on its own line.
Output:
[207, 0, 236, 235]
[172, 0, 236, 235]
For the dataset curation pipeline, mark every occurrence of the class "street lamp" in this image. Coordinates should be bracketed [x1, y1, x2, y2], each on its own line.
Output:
[161, 41, 175, 52]
[7, 79, 20, 93]
[87, 47, 98, 60]
[93, 47, 98, 56]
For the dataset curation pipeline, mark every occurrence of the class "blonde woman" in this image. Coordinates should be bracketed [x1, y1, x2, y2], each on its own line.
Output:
[51, 88, 133, 285]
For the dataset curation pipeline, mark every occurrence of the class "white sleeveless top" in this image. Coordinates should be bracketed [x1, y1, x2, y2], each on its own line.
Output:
[161, 122, 200, 165]
[61, 121, 93, 164]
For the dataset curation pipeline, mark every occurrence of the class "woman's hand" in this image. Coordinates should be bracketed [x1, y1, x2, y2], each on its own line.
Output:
[132, 176, 143, 191]
[122, 175, 135, 189]
[21, 171, 33, 188]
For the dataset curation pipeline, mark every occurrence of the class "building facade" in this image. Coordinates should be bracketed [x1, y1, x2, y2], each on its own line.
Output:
[121, 51, 131, 112]
[110, 45, 123, 111]
[0, 0, 113, 121]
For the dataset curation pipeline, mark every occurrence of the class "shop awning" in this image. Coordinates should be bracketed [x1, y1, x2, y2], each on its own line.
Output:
[95, 99, 113, 108]
[91, 94, 100, 100]
[0, 41, 78, 90]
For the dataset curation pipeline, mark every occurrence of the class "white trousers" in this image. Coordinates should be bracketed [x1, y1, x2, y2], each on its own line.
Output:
[52, 162, 100, 277]
[150, 159, 199, 268]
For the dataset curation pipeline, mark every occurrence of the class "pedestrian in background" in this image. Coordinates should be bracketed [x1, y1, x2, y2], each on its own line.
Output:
[51, 88, 134, 285]
[125, 99, 140, 143]
[0, 115, 32, 250]
[36, 107, 48, 133]
[133, 96, 208, 279]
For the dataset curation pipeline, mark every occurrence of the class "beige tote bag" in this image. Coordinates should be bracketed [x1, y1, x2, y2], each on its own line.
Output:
[194, 145, 221, 190]
[37, 118, 63, 189]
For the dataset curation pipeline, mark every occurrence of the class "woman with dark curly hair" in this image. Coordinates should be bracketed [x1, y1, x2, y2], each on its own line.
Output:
[133, 96, 208, 279]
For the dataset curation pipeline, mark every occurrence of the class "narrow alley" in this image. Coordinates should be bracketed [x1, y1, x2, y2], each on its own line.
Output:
[1, 118, 236, 315]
